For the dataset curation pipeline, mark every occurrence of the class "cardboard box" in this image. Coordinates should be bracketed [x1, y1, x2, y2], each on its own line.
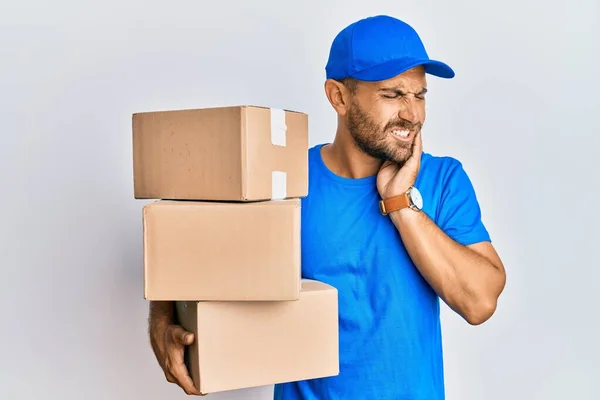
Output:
[143, 198, 301, 301]
[132, 105, 309, 201]
[176, 279, 339, 395]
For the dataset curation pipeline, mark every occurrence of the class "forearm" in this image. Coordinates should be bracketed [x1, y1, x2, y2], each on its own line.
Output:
[390, 209, 505, 325]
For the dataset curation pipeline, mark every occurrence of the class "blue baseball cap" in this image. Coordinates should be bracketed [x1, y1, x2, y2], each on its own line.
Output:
[325, 15, 455, 81]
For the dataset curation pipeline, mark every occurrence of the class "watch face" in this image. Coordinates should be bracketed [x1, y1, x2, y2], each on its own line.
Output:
[409, 187, 423, 210]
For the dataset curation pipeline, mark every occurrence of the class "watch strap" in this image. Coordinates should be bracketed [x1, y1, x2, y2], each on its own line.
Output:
[379, 193, 410, 215]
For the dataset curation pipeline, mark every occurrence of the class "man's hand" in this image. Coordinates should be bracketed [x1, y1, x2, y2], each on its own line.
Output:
[149, 316, 203, 396]
[377, 131, 423, 199]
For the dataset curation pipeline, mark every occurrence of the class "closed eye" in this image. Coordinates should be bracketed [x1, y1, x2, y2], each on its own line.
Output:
[380, 88, 427, 100]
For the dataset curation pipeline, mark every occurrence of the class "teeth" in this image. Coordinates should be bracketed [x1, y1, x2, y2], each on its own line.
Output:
[393, 130, 410, 137]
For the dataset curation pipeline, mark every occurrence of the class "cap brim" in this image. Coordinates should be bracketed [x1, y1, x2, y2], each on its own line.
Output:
[350, 58, 455, 81]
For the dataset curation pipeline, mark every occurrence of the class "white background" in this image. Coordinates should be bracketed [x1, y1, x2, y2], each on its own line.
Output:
[1, 0, 598, 399]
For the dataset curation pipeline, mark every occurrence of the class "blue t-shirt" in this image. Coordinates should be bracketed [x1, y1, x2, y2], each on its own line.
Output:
[273, 143, 491, 400]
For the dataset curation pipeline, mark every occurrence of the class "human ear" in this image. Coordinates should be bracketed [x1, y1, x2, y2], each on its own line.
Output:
[324, 79, 351, 116]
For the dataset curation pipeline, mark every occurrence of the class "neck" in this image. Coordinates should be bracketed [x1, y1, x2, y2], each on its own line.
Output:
[321, 129, 383, 179]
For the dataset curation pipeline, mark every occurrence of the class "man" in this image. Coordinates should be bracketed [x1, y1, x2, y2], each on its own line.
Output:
[148, 15, 506, 399]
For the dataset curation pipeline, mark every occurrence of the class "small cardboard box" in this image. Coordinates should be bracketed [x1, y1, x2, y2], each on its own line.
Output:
[132, 105, 309, 201]
[142, 198, 301, 301]
[176, 279, 340, 395]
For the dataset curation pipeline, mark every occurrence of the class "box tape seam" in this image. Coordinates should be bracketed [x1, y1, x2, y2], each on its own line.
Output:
[270, 108, 287, 147]
[272, 171, 287, 200]
[270, 108, 287, 199]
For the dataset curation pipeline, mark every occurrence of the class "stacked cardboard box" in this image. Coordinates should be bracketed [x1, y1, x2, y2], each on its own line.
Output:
[132, 105, 339, 395]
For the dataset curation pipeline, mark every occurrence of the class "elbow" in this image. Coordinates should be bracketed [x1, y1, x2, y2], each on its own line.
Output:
[462, 269, 505, 326]
[463, 298, 498, 326]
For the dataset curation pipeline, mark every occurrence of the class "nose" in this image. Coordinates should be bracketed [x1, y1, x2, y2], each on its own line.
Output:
[397, 96, 422, 125]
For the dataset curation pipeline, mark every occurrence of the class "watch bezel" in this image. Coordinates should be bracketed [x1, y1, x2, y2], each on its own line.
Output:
[407, 186, 423, 211]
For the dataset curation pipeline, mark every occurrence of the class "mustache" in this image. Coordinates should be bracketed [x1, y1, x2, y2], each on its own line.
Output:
[384, 120, 421, 131]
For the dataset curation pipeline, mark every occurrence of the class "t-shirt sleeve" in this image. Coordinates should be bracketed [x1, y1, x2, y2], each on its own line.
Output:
[436, 159, 491, 245]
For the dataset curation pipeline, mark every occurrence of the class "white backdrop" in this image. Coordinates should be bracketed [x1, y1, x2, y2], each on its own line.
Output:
[1, 0, 598, 399]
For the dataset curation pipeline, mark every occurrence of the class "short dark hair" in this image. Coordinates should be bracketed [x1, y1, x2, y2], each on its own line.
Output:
[335, 77, 359, 94]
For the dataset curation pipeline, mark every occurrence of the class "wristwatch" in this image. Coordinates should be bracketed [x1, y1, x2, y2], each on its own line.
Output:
[379, 186, 423, 215]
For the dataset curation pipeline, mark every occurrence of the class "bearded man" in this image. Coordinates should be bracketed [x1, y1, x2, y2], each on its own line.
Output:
[148, 14, 507, 400]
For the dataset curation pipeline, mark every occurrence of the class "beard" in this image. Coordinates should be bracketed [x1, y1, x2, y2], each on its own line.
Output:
[346, 100, 421, 165]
